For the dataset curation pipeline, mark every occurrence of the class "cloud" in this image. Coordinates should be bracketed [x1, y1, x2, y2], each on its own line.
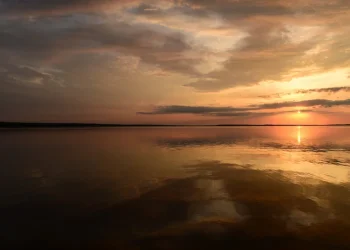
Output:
[0, 0, 350, 123]
[209, 110, 315, 117]
[181, 1, 350, 91]
[259, 87, 350, 98]
[1, 0, 350, 92]
[138, 105, 250, 115]
[186, 22, 343, 91]
[0, 63, 64, 86]
[0, 17, 210, 78]
[260, 86, 350, 98]
[0, 0, 292, 18]
[138, 98, 350, 117]
[0, 0, 139, 16]
[255, 98, 350, 109]
[139, 109, 315, 117]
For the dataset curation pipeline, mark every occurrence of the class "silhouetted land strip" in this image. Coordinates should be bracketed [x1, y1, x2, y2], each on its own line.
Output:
[0, 122, 349, 128]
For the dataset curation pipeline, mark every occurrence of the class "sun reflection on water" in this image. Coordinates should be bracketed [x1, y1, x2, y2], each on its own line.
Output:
[297, 126, 301, 145]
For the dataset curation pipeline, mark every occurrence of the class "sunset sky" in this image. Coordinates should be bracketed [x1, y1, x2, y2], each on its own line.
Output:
[0, 0, 349, 124]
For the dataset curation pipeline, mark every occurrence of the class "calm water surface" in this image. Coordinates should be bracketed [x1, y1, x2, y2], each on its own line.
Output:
[1, 127, 350, 249]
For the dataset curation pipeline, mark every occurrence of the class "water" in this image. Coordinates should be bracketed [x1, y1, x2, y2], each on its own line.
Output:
[1, 127, 350, 249]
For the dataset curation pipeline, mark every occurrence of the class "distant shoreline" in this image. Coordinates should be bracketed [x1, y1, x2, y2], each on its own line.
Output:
[1, 122, 349, 128]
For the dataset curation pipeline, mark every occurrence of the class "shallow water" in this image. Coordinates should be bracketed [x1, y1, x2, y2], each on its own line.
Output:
[1, 127, 350, 249]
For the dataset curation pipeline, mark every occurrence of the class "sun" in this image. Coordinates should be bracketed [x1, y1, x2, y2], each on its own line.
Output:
[292, 108, 310, 123]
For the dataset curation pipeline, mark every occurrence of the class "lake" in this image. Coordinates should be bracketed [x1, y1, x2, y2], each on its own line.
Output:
[1, 126, 350, 249]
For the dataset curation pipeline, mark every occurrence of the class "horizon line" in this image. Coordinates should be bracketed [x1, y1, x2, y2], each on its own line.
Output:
[1, 122, 350, 128]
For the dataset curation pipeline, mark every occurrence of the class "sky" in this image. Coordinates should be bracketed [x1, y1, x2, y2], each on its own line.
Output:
[0, 0, 349, 124]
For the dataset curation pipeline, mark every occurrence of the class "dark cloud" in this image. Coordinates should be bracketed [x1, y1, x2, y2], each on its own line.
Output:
[255, 98, 350, 109]
[184, 0, 350, 21]
[0, 0, 292, 17]
[211, 110, 315, 117]
[138, 105, 250, 115]
[0, 63, 64, 86]
[0, 18, 201, 77]
[260, 86, 350, 98]
[61, 23, 201, 77]
[0, 0, 137, 16]
[129, 0, 293, 24]
[138, 98, 350, 117]
[182, 0, 293, 21]
[139, 106, 315, 117]
[297, 87, 350, 94]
